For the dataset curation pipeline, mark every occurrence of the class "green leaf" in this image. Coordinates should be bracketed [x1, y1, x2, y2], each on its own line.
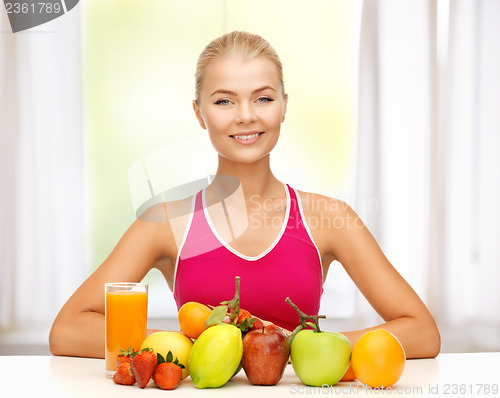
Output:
[166, 350, 173, 363]
[119, 347, 132, 356]
[205, 305, 228, 328]
[288, 324, 303, 345]
[237, 317, 255, 332]
[157, 353, 165, 365]
[173, 358, 185, 369]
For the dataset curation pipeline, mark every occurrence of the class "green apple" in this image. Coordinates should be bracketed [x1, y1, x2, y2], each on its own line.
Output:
[291, 329, 351, 386]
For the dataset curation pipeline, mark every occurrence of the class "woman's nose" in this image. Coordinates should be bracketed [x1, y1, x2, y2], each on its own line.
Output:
[235, 103, 257, 124]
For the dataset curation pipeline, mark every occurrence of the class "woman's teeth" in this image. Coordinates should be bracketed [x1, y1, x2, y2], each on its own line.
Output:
[232, 133, 260, 140]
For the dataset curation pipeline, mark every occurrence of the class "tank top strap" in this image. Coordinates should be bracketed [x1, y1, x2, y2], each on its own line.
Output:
[178, 189, 221, 261]
[284, 183, 301, 230]
[286, 183, 298, 213]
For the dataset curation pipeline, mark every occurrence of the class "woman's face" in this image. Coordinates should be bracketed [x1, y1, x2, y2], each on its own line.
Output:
[193, 56, 287, 165]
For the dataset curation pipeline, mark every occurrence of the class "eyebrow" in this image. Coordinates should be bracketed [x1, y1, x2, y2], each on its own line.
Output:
[210, 85, 277, 97]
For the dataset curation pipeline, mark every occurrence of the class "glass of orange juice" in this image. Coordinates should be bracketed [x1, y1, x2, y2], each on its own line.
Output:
[105, 282, 148, 378]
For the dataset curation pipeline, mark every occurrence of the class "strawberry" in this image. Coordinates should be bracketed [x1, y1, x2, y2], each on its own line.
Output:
[131, 348, 157, 388]
[112, 362, 135, 385]
[237, 308, 259, 331]
[116, 347, 134, 370]
[153, 362, 182, 390]
[237, 309, 252, 323]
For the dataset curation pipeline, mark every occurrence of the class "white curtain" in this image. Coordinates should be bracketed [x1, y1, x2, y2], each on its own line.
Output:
[0, 8, 84, 330]
[438, 0, 500, 343]
[356, 0, 500, 349]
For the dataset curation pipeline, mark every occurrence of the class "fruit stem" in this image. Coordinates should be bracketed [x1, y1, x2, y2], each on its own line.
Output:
[285, 297, 326, 333]
[233, 276, 240, 321]
[221, 276, 241, 323]
[235, 276, 240, 301]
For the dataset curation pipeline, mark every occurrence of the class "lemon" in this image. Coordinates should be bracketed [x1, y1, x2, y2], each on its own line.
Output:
[140, 331, 193, 379]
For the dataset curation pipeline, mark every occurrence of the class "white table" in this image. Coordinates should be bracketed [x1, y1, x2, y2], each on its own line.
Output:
[0, 353, 498, 397]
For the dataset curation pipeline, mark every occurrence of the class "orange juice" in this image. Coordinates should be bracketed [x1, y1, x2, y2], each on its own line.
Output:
[105, 289, 148, 373]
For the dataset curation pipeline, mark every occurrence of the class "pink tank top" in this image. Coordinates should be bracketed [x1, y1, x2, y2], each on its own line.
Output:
[173, 184, 323, 331]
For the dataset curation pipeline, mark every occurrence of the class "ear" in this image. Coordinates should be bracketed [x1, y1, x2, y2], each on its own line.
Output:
[281, 93, 288, 123]
[192, 100, 207, 130]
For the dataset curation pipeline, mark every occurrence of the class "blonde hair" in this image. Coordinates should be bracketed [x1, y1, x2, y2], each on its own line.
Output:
[194, 31, 285, 103]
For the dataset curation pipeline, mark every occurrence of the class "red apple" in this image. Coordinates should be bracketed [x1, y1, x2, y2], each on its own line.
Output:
[241, 325, 290, 385]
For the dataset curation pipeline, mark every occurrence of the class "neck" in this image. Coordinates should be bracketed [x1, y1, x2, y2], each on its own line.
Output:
[214, 154, 283, 199]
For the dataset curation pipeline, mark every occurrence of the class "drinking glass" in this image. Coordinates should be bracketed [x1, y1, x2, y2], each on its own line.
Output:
[105, 282, 148, 378]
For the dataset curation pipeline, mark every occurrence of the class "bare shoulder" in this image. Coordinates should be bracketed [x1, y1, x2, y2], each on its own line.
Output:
[295, 189, 356, 223]
[294, 189, 364, 261]
[131, 195, 195, 260]
[137, 195, 193, 223]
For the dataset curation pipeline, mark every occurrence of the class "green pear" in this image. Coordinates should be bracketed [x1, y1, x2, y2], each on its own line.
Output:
[188, 323, 243, 388]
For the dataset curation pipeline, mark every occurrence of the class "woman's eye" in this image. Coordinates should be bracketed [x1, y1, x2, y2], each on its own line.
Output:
[257, 97, 274, 103]
[215, 99, 231, 105]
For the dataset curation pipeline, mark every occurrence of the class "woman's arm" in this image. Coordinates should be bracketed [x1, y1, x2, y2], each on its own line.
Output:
[309, 195, 440, 358]
[49, 217, 176, 358]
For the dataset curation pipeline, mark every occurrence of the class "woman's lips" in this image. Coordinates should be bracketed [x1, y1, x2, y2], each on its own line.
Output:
[229, 132, 264, 145]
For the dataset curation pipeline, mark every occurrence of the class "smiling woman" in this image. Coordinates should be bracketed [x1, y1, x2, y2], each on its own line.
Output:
[193, 54, 287, 166]
[172, 32, 324, 332]
[193, 31, 287, 162]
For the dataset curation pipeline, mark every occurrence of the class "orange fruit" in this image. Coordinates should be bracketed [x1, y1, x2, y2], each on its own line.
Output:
[340, 362, 356, 381]
[351, 329, 405, 388]
[178, 302, 212, 339]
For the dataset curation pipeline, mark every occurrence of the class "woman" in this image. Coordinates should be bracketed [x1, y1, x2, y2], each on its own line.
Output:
[49, 31, 440, 359]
